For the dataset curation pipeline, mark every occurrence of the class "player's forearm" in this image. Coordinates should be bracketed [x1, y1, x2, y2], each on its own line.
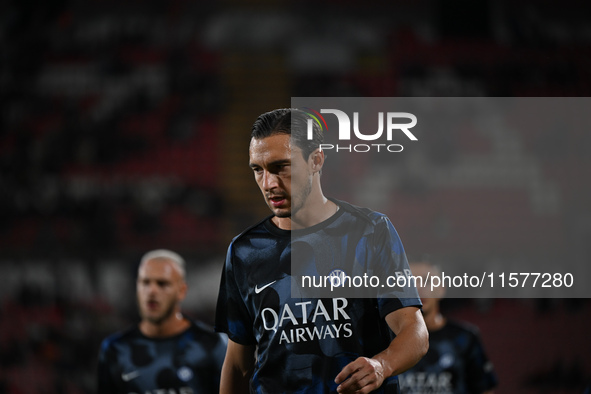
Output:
[373, 322, 429, 378]
[219, 340, 255, 394]
[219, 361, 252, 394]
[377, 308, 429, 377]
[334, 312, 428, 394]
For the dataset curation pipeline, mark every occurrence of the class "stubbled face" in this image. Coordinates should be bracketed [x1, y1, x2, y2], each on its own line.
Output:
[249, 134, 313, 219]
[417, 290, 438, 316]
[409, 262, 444, 316]
[136, 258, 186, 325]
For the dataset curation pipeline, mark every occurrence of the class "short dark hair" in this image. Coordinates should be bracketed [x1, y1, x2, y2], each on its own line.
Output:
[250, 108, 323, 159]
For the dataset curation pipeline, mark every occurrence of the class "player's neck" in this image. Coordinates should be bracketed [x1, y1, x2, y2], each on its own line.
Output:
[278, 200, 338, 231]
[289, 188, 338, 230]
[139, 312, 190, 338]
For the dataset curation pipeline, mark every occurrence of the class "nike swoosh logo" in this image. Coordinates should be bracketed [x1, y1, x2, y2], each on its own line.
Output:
[254, 281, 276, 294]
[121, 370, 141, 382]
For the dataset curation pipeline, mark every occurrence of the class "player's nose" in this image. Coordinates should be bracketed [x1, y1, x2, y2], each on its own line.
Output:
[145, 281, 159, 295]
[261, 170, 279, 190]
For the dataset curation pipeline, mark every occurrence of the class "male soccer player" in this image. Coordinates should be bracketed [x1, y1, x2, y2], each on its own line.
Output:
[399, 262, 497, 394]
[215, 108, 429, 393]
[98, 249, 227, 394]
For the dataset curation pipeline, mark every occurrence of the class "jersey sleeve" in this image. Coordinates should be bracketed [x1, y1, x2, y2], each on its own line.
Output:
[214, 243, 256, 345]
[97, 338, 118, 394]
[371, 215, 422, 318]
[465, 327, 498, 393]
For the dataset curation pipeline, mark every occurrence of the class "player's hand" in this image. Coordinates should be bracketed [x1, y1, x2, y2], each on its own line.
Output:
[334, 357, 385, 393]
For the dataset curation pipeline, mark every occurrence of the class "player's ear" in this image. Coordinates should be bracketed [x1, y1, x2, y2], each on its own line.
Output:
[310, 148, 325, 173]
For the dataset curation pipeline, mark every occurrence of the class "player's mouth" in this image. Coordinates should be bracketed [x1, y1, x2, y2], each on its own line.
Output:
[147, 300, 159, 310]
[268, 195, 287, 208]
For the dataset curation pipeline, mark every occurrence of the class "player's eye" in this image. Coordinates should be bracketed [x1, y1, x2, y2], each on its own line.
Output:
[275, 164, 290, 175]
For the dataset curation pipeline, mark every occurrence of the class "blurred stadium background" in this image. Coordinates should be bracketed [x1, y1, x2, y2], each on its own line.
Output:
[1, 0, 590, 392]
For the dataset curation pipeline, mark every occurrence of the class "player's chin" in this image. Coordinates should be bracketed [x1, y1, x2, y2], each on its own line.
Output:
[141, 308, 161, 320]
[145, 313, 166, 325]
[273, 208, 291, 218]
[267, 204, 291, 218]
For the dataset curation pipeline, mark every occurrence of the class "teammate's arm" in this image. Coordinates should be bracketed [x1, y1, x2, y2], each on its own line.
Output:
[334, 306, 428, 394]
[219, 338, 256, 394]
[465, 327, 497, 394]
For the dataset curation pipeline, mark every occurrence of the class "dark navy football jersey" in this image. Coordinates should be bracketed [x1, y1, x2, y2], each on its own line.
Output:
[215, 199, 421, 393]
[97, 320, 227, 394]
[399, 320, 498, 394]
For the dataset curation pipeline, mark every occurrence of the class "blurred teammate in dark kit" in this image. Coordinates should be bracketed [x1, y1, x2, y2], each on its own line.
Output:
[97, 249, 227, 394]
[399, 262, 497, 394]
[215, 108, 429, 393]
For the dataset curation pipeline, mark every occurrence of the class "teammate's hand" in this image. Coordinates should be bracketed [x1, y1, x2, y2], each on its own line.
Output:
[334, 357, 385, 393]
